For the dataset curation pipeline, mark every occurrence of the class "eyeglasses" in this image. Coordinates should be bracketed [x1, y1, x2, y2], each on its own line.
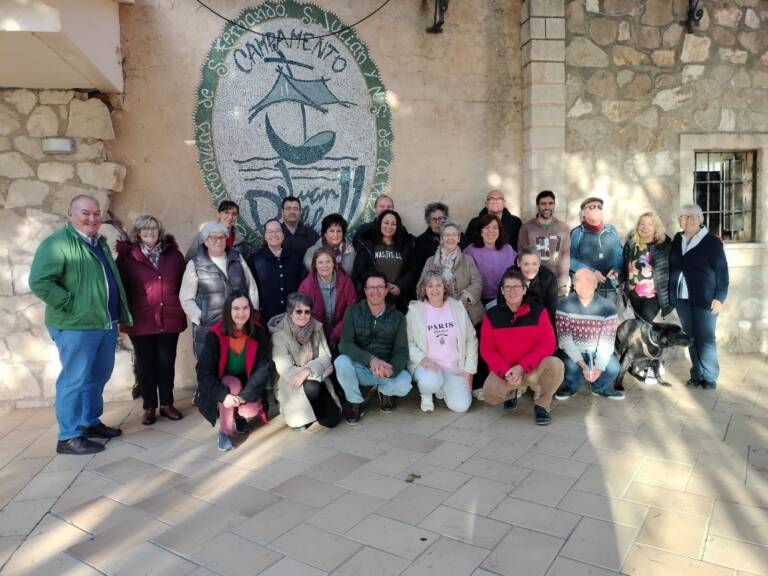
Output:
[443, 232, 459, 238]
[292, 309, 312, 315]
[365, 285, 387, 291]
[429, 216, 445, 223]
[584, 205, 603, 211]
[487, 197, 504, 202]
[678, 215, 696, 222]
[141, 226, 159, 232]
[206, 235, 227, 242]
[501, 285, 524, 292]
[264, 228, 283, 235]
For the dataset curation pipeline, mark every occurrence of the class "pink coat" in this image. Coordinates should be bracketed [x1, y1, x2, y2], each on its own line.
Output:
[298, 268, 357, 343]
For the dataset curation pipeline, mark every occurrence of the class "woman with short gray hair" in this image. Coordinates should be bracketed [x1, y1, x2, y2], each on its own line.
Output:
[269, 293, 341, 430]
[180, 221, 260, 357]
[669, 203, 729, 389]
[419, 220, 484, 325]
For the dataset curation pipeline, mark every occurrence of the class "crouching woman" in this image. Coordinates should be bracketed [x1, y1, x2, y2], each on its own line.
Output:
[195, 290, 270, 452]
[270, 293, 341, 430]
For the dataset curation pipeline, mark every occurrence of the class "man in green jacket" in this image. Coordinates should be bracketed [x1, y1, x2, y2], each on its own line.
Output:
[334, 271, 412, 425]
[30, 195, 133, 455]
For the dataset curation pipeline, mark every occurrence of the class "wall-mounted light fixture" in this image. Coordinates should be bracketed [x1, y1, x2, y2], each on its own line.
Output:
[41, 137, 76, 155]
[686, 0, 705, 33]
[426, 0, 448, 33]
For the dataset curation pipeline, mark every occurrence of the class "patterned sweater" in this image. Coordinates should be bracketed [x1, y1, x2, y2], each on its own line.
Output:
[555, 292, 618, 370]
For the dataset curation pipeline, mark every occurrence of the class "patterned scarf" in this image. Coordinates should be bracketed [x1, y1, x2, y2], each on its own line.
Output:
[140, 242, 162, 269]
[289, 317, 318, 367]
[436, 246, 460, 297]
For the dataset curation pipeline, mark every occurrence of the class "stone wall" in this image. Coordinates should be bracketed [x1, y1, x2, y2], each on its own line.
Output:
[564, 0, 768, 354]
[0, 89, 133, 407]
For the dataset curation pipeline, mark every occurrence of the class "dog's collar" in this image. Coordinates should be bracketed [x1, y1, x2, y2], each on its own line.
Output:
[645, 325, 659, 348]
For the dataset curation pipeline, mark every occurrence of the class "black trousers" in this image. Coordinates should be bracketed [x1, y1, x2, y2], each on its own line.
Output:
[303, 379, 341, 428]
[129, 333, 180, 410]
[628, 293, 661, 324]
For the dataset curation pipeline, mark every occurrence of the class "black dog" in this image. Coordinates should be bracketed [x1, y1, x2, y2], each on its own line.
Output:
[614, 320, 694, 387]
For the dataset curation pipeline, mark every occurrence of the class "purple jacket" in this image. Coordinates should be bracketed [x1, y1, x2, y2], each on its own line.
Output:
[116, 237, 187, 336]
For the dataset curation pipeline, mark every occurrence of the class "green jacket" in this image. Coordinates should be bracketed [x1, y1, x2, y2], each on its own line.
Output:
[29, 223, 133, 330]
[339, 300, 408, 374]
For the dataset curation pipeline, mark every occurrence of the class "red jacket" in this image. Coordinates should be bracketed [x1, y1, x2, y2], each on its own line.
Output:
[116, 237, 187, 336]
[480, 302, 555, 378]
[298, 268, 357, 343]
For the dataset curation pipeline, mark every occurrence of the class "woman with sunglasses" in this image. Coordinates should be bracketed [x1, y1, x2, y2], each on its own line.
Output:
[270, 293, 341, 430]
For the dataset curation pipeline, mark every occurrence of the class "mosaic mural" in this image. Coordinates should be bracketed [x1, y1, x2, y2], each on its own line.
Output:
[195, 1, 393, 243]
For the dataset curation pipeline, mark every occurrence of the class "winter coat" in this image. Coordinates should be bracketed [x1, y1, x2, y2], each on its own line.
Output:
[268, 314, 339, 428]
[406, 298, 478, 376]
[247, 246, 304, 323]
[621, 234, 673, 316]
[420, 250, 485, 325]
[29, 222, 132, 330]
[297, 269, 357, 343]
[195, 320, 271, 426]
[116, 237, 187, 336]
[670, 230, 729, 309]
[570, 223, 623, 278]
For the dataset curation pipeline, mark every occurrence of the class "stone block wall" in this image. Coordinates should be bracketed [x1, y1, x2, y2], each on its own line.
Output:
[0, 89, 133, 408]
[564, 0, 768, 354]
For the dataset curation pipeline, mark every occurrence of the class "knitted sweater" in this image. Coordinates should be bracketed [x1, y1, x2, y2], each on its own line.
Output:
[555, 292, 619, 370]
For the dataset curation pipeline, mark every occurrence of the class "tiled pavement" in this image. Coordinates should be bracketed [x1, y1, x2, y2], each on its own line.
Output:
[0, 354, 767, 576]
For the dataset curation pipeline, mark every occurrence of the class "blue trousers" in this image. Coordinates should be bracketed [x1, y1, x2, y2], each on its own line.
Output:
[333, 355, 412, 404]
[559, 351, 620, 393]
[48, 325, 118, 440]
[675, 299, 719, 382]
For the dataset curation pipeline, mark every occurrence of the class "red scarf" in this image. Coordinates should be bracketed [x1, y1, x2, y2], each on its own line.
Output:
[583, 221, 604, 233]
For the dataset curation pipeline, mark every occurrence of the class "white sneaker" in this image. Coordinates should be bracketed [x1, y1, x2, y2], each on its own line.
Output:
[658, 363, 666, 376]
[644, 367, 658, 385]
[472, 388, 485, 401]
[420, 394, 435, 413]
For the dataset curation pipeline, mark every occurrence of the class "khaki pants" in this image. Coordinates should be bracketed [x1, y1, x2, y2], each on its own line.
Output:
[483, 356, 564, 409]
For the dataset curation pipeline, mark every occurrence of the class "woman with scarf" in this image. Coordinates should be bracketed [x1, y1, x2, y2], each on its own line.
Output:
[117, 214, 186, 425]
[303, 213, 356, 275]
[298, 247, 357, 351]
[196, 290, 270, 452]
[269, 293, 341, 430]
[419, 220, 484, 326]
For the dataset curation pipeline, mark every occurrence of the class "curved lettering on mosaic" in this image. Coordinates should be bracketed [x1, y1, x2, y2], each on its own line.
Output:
[195, 1, 393, 244]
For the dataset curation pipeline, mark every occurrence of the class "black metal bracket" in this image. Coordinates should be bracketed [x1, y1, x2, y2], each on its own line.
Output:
[426, 0, 449, 33]
[686, 0, 704, 33]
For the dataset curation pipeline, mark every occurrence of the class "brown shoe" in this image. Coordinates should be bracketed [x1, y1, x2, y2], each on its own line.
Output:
[159, 405, 183, 421]
[142, 409, 156, 425]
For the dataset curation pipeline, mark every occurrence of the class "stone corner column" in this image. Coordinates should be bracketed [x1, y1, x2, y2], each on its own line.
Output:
[520, 0, 566, 220]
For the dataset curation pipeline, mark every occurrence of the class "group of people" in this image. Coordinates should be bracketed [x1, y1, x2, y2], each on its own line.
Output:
[29, 189, 729, 455]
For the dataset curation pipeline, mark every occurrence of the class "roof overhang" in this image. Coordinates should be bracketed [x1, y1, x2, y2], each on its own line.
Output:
[0, 0, 130, 93]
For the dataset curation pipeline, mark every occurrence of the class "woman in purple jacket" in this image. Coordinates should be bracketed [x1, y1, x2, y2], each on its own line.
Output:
[117, 215, 187, 425]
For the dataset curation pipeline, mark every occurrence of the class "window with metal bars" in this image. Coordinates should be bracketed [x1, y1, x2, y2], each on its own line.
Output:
[693, 151, 757, 242]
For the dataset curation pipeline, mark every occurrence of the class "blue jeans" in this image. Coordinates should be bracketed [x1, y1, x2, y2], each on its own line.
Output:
[675, 299, 719, 382]
[333, 355, 412, 404]
[48, 325, 118, 440]
[560, 351, 620, 393]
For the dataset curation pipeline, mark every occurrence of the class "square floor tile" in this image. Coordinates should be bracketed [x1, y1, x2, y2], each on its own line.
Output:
[481, 526, 563, 576]
[444, 477, 514, 516]
[511, 470, 576, 507]
[637, 507, 708, 558]
[304, 453, 370, 484]
[401, 536, 489, 576]
[419, 505, 510, 549]
[346, 514, 436, 560]
[560, 517, 638, 571]
[331, 546, 410, 576]
[307, 490, 386, 534]
[192, 532, 283, 576]
[232, 498, 316, 545]
[377, 484, 451, 525]
[272, 474, 347, 507]
[490, 497, 581, 539]
[269, 523, 360, 572]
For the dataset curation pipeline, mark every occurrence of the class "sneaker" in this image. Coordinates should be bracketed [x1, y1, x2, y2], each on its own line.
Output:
[378, 392, 394, 413]
[346, 403, 364, 425]
[644, 367, 658, 385]
[56, 436, 105, 455]
[234, 416, 249, 435]
[217, 433, 233, 452]
[658, 363, 666, 376]
[472, 388, 485, 401]
[555, 385, 575, 401]
[700, 380, 718, 390]
[503, 393, 518, 411]
[420, 394, 434, 413]
[78, 423, 122, 439]
[591, 388, 625, 400]
[687, 378, 701, 387]
[534, 405, 551, 426]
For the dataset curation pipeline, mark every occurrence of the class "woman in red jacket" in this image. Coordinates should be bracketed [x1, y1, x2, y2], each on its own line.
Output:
[116, 215, 187, 425]
[298, 247, 357, 352]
